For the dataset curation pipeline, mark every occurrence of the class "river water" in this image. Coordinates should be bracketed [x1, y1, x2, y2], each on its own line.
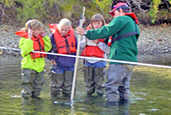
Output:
[0, 55, 171, 115]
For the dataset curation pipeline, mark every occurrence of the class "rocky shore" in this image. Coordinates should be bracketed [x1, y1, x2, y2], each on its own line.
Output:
[0, 24, 171, 64]
[137, 24, 171, 64]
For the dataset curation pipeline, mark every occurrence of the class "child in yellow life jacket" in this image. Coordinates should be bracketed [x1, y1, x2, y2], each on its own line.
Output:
[80, 14, 109, 97]
[16, 19, 52, 99]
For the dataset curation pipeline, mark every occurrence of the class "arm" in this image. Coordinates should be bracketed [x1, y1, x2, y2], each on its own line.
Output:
[85, 16, 129, 40]
[19, 38, 33, 57]
[79, 36, 86, 49]
[47, 34, 57, 60]
[43, 35, 52, 52]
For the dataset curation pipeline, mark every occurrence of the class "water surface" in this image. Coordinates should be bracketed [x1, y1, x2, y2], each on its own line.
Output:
[0, 55, 171, 115]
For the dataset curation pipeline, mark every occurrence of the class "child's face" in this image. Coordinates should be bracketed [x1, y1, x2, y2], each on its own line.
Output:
[32, 28, 44, 37]
[92, 21, 103, 29]
[60, 25, 71, 37]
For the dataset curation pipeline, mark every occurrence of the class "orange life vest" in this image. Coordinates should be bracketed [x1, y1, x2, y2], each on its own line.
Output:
[81, 24, 105, 58]
[16, 30, 46, 59]
[53, 28, 77, 54]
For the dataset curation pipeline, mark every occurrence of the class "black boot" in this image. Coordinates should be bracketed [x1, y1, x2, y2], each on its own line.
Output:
[118, 86, 128, 104]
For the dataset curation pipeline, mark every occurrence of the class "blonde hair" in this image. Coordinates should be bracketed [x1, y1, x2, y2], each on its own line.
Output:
[58, 18, 72, 31]
[25, 19, 44, 32]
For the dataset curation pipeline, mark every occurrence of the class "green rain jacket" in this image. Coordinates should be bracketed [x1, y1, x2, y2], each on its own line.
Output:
[85, 15, 140, 64]
[19, 36, 52, 72]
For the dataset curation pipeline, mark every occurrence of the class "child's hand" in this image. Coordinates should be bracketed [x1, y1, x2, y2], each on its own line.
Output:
[93, 40, 99, 44]
[28, 28, 32, 40]
[51, 60, 56, 65]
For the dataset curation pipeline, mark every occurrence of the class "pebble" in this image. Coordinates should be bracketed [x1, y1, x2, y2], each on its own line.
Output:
[0, 24, 171, 62]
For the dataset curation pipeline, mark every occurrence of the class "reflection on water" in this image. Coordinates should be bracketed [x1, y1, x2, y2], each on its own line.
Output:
[0, 55, 171, 115]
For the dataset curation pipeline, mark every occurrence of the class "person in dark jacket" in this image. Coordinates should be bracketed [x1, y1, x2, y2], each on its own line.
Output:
[48, 18, 77, 100]
[77, 1, 140, 105]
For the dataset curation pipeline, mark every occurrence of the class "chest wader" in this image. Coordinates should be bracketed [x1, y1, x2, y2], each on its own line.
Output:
[21, 69, 44, 99]
[84, 66, 104, 96]
[49, 71, 74, 100]
[105, 22, 138, 104]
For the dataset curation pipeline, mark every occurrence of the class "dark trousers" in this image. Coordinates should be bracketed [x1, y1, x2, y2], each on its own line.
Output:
[84, 66, 104, 96]
[21, 69, 44, 98]
[49, 71, 74, 99]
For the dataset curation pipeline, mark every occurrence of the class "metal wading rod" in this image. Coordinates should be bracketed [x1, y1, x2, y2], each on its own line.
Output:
[70, 6, 86, 106]
[1, 46, 171, 69]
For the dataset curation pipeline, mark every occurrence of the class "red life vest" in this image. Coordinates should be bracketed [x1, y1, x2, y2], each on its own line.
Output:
[81, 24, 105, 58]
[53, 28, 77, 54]
[125, 13, 139, 24]
[16, 30, 46, 59]
[81, 46, 105, 58]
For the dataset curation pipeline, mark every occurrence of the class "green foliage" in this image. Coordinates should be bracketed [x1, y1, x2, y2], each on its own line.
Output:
[59, 0, 77, 17]
[84, 1, 100, 19]
[1, 0, 58, 24]
[1, 0, 170, 25]
[149, 0, 161, 24]
[15, 0, 45, 23]
[93, 0, 112, 17]
[94, 0, 111, 12]
[0, 0, 14, 7]
[47, 0, 57, 7]
[1, 0, 112, 25]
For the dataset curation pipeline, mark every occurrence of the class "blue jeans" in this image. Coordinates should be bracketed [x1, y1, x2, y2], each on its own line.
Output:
[105, 64, 134, 102]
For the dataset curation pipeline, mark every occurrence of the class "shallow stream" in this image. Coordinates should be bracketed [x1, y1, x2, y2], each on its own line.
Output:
[0, 55, 171, 115]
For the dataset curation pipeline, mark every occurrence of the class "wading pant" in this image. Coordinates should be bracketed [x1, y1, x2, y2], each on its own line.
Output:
[84, 66, 104, 96]
[105, 64, 133, 102]
[21, 69, 44, 98]
[50, 71, 73, 99]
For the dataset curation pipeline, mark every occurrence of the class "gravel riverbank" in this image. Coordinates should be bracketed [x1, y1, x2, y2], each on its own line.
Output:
[0, 24, 171, 64]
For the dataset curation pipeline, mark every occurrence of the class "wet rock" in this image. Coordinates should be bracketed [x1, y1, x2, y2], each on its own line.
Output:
[0, 25, 20, 56]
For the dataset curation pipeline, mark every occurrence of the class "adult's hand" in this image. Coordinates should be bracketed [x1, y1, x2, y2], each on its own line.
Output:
[76, 27, 86, 36]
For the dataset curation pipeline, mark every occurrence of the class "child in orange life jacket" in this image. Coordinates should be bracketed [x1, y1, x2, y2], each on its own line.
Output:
[48, 18, 77, 100]
[80, 14, 109, 97]
[16, 19, 52, 99]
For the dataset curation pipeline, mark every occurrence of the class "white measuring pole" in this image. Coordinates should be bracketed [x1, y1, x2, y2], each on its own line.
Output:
[70, 7, 85, 105]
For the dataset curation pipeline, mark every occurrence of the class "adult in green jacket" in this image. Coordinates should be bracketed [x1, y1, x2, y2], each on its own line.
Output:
[77, 2, 140, 105]
[17, 19, 52, 99]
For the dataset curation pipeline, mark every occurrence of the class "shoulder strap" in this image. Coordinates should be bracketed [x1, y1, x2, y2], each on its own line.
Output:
[111, 22, 138, 43]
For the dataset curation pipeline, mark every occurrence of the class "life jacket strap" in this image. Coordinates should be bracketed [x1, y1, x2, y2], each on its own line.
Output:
[111, 32, 139, 43]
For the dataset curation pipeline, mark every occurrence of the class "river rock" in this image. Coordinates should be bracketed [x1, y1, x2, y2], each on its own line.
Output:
[0, 24, 171, 64]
